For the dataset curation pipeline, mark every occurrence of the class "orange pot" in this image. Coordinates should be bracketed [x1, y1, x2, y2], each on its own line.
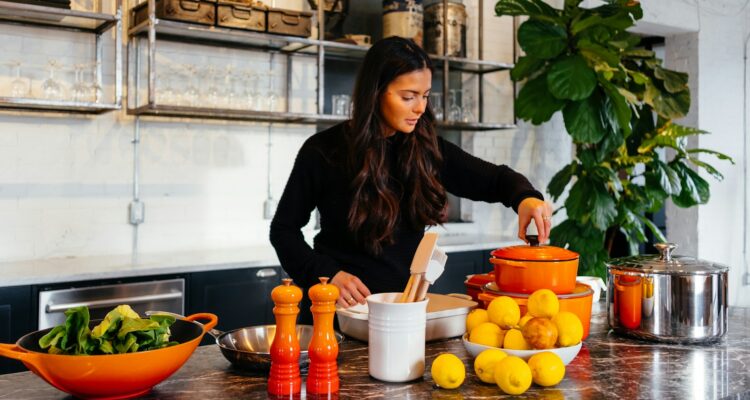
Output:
[0, 313, 218, 400]
[479, 283, 593, 339]
[490, 238, 579, 294]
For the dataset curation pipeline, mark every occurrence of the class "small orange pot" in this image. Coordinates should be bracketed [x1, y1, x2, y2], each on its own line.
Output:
[479, 283, 593, 339]
[490, 237, 579, 294]
[0, 313, 218, 400]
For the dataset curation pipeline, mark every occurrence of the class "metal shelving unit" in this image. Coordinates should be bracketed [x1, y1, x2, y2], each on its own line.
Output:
[126, 0, 513, 130]
[0, 0, 123, 114]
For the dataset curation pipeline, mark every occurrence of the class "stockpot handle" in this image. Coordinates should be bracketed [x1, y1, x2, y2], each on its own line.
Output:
[654, 243, 677, 262]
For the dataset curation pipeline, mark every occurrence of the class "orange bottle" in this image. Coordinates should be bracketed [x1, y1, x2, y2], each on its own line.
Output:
[307, 277, 340, 396]
[268, 278, 303, 397]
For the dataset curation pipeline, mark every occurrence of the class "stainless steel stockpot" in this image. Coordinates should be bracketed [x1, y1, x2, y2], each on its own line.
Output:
[606, 243, 728, 343]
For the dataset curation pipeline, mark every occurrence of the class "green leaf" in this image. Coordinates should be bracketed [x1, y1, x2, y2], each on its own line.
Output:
[638, 123, 706, 154]
[547, 55, 598, 100]
[516, 73, 567, 124]
[578, 40, 620, 67]
[654, 66, 689, 93]
[687, 148, 735, 163]
[495, 0, 561, 21]
[510, 55, 546, 81]
[671, 162, 710, 206]
[518, 20, 568, 60]
[565, 176, 617, 230]
[571, 14, 603, 35]
[39, 326, 66, 350]
[563, 92, 607, 143]
[645, 80, 691, 119]
[547, 162, 578, 200]
[601, 80, 632, 136]
[637, 214, 667, 243]
[622, 49, 655, 58]
[688, 158, 724, 181]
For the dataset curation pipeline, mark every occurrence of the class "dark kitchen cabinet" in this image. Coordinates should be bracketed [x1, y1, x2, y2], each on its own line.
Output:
[0, 285, 33, 374]
[187, 266, 282, 344]
[430, 249, 493, 295]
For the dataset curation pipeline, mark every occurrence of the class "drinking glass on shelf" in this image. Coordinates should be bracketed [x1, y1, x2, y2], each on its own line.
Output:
[332, 94, 350, 116]
[42, 59, 64, 100]
[87, 63, 103, 103]
[223, 65, 240, 109]
[429, 92, 443, 121]
[72, 64, 87, 102]
[266, 70, 278, 112]
[243, 70, 259, 111]
[156, 62, 176, 105]
[448, 89, 462, 122]
[461, 88, 475, 123]
[8, 60, 30, 98]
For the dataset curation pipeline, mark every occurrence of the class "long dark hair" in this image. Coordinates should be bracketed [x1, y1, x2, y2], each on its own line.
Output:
[346, 37, 446, 255]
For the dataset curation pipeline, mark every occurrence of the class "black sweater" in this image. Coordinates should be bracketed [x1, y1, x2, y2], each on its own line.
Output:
[269, 123, 543, 294]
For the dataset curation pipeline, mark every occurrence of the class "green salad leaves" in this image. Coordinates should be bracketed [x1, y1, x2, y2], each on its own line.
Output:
[39, 305, 178, 355]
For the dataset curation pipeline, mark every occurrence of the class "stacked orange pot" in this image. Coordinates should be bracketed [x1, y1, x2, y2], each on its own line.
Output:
[474, 236, 594, 339]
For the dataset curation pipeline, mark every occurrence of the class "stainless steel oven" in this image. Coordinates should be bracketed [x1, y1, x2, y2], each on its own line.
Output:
[38, 279, 184, 329]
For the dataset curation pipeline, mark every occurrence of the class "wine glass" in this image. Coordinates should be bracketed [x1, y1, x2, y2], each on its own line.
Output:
[448, 89, 462, 122]
[42, 59, 64, 100]
[205, 65, 222, 108]
[9, 60, 30, 98]
[266, 70, 278, 112]
[461, 88, 475, 123]
[71, 64, 88, 102]
[87, 63, 103, 103]
[429, 92, 443, 121]
[182, 63, 199, 107]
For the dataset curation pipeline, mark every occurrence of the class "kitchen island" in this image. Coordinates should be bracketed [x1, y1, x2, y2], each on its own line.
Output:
[2, 304, 750, 399]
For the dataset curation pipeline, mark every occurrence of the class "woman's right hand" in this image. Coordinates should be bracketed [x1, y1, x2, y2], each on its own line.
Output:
[331, 270, 372, 308]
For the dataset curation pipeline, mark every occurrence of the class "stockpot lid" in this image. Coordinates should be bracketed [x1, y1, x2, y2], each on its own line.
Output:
[607, 243, 729, 275]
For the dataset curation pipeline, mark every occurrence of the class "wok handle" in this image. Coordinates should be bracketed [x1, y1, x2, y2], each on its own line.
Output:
[0, 343, 28, 361]
[184, 313, 219, 333]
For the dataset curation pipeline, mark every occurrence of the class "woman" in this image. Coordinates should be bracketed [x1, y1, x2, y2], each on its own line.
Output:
[270, 37, 552, 310]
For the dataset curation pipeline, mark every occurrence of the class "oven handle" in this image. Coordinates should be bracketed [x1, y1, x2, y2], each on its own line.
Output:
[45, 291, 183, 313]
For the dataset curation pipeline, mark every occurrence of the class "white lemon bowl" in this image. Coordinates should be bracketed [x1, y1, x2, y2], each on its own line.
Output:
[461, 333, 582, 365]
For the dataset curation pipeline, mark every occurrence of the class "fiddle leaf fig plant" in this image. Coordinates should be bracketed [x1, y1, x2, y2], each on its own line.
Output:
[496, 0, 734, 278]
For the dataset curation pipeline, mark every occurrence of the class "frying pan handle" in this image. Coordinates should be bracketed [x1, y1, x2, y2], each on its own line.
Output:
[184, 313, 219, 333]
[0, 343, 28, 361]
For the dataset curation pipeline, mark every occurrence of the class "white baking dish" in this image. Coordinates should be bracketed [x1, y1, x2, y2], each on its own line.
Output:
[336, 293, 477, 342]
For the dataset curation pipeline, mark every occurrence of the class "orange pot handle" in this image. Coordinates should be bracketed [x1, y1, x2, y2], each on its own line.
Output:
[184, 313, 219, 333]
[494, 259, 528, 269]
[0, 343, 28, 362]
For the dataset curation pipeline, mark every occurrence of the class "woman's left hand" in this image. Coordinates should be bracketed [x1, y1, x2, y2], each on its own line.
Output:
[517, 197, 554, 244]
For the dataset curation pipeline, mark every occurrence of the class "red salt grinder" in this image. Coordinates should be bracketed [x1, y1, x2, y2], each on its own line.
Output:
[306, 276, 340, 396]
[268, 278, 302, 397]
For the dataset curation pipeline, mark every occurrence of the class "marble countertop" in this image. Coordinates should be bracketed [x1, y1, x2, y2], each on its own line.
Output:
[2, 304, 750, 399]
[0, 233, 514, 287]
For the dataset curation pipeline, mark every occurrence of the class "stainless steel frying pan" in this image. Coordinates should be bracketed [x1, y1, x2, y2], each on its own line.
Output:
[147, 311, 344, 373]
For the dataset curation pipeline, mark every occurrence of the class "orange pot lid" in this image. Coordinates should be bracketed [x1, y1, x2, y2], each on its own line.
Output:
[491, 242, 578, 262]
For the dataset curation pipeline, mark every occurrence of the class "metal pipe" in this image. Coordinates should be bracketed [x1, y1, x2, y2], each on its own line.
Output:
[114, 0, 122, 107]
[478, 0, 483, 123]
[317, 0, 325, 115]
[147, 0, 156, 106]
[442, 0, 449, 122]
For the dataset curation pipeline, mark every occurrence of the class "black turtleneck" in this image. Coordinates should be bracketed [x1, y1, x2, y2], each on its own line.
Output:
[269, 122, 543, 293]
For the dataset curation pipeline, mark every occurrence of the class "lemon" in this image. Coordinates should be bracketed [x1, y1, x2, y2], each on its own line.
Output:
[552, 311, 583, 347]
[527, 351, 566, 387]
[473, 348, 507, 384]
[503, 328, 531, 350]
[527, 289, 560, 318]
[466, 308, 489, 334]
[487, 296, 520, 329]
[469, 322, 505, 348]
[431, 353, 465, 389]
[494, 356, 532, 395]
[518, 313, 533, 328]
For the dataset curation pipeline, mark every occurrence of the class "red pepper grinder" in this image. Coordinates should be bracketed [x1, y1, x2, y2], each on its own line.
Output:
[307, 277, 340, 396]
[268, 278, 302, 397]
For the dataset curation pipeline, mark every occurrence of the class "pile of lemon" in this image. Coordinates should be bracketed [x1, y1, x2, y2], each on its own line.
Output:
[464, 289, 584, 395]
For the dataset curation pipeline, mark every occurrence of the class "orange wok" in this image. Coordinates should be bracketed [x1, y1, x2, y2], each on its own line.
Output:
[0, 313, 217, 400]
